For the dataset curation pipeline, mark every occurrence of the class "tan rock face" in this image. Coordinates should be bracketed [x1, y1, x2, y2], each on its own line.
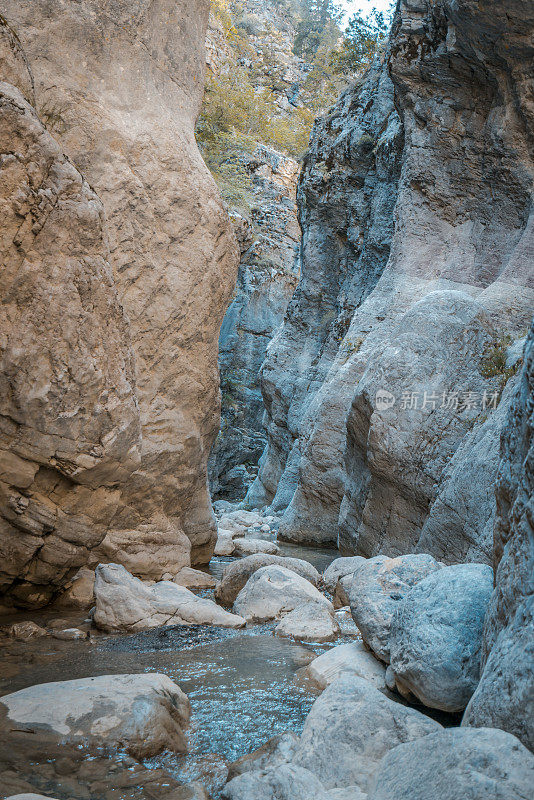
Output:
[0, 0, 239, 603]
[0, 80, 141, 606]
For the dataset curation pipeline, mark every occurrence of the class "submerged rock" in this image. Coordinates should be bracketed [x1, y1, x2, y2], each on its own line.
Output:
[233, 565, 329, 622]
[93, 563, 245, 631]
[0, 673, 190, 758]
[368, 727, 534, 800]
[349, 554, 443, 662]
[389, 563, 493, 712]
[275, 601, 339, 643]
[8, 622, 47, 641]
[215, 554, 320, 606]
[300, 641, 386, 692]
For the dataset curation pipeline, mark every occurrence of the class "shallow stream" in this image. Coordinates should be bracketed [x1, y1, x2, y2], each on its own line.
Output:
[0, 546, 342, 798]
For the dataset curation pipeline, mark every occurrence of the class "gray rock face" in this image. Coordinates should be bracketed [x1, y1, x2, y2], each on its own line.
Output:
[1, 0, 239, 597]
[215, 554, 320, 606]
[245, 55, 402, 526]
[209, 148, 300, 501]
[368, 727, 534, 800]
[245, 0, 533, 569]
[93, 563, 245, 632]
[0, 673, 190, 759]
[349, 554, 443, 662]
[389, 563, 493, 712]
[233, 564, 329, 622]
[292, 675, 441, 792]
[322, 557, 366, 594]
[463, 324, 534, 749]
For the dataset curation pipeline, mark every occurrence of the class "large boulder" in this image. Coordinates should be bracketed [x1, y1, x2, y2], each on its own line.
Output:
[233, 565, 329, 622]
[322, 557, 366, 594]
[52, 568, 95, 609]
[463, 324, 534, 749]
[93, 563, 245, 631]
[215, 555, 320, 606]
[0, 673, 190, 758]
[300, 641, 387, 692]
[233, 538, 281, 557]
[173, 567, 216, 591]
[349, 554, 443, 662]
[222, 763, 326, 800]
[368, 727, 534, 800]
[275, 601, 340, 643]
[292, 675, 441, 792]
[389, 563, 493, 712]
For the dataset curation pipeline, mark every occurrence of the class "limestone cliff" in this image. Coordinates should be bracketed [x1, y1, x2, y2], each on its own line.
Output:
[0, 1, 239, 605]
[203, 0, 336, 500]
[463, 322, 534, 749]
[247, 0, 534, 567]
[209, 146, 300, 500]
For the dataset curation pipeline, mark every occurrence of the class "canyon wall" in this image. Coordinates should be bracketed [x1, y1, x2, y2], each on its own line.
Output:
[463, 321, 533, 749]
[0, 1, 239, 606]
[209, 147, 300, 500]
[247, 0, 534, 565]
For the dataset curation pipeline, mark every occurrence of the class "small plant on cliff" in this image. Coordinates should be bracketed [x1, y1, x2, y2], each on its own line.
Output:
[479, 333, 522, 396]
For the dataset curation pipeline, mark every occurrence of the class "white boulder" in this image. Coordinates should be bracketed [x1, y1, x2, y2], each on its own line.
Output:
[215, 555, 320, 606]
[388, 563, 493, 711]
[275, 601, 340, 643]
[234, 565, 329, 622]
[368, 727, 534, 800]
[349, 554, 443, 662]
[0, 673, 190, 758]
[301, 641, 387, 691]
[292, 675, 441, 792]
[93, 563, 245, 631]
[233, 538, 281, 557]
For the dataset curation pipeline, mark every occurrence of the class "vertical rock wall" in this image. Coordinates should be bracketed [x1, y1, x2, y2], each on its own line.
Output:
[248, 0, 534, 564]
[0, 1, 239, 605]
[209, 147, 300, 500]
[463, 323, 534, 749]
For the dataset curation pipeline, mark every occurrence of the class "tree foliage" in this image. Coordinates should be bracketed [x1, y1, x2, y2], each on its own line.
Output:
[332, 5, 393, 75]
